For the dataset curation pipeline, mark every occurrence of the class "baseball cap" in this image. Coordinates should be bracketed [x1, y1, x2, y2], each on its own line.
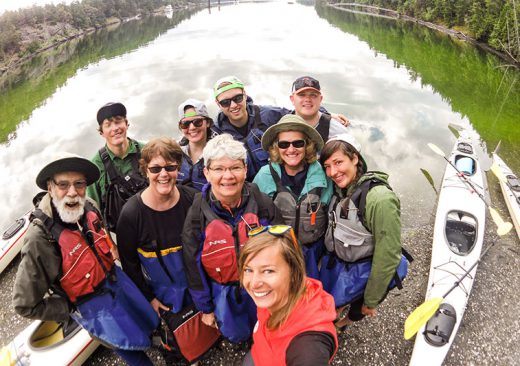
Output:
[213, 76, 245, 98]
[178, 98, 211, 120]
[291, 76, 321, 94]
[96, 102, 127, 125]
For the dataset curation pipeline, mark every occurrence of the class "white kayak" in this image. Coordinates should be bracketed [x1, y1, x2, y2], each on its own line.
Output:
[409, 134, 487, 365]
[0, 319, 99, 366]
[492, 152, 520, 240]
[0, 211, 31, 275]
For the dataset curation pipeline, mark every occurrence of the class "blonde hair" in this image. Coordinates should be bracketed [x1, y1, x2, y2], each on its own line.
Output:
[239, 230, 307, 330]
[268, 137, 317, 165]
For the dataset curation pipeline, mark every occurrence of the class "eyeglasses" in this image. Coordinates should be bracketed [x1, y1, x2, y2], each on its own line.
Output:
[52, 180, 88, 191]
[179, 118, 205, 130]
[208, 165, 245, 175]
[248, 225, 299, 248]
[217, 93, 245, 108]
[277, 140, 306, 149]
[147, 165, 179, 174]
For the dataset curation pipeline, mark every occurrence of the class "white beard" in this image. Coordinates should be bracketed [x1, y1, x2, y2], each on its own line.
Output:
[51, 192, 86, 224]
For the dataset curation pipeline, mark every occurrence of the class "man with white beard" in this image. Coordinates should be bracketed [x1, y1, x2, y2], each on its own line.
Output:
[13, 153, 159, 366]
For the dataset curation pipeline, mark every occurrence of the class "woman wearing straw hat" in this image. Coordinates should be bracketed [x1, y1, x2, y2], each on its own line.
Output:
[253, 114, 333, 279]
[319, 134, 410, 331]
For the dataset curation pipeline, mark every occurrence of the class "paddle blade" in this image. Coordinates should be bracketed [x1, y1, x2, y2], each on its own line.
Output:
[489, 207, 513, 236]
[404, 297, 443, 340]
[420, 168, 438, 194]
[448, 124, 460, 138]
[490, 162, 507, 183]
[427, 143, 445, 157]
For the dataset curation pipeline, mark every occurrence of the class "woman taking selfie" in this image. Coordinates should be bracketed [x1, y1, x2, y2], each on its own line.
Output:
[240, 226, 338, 366]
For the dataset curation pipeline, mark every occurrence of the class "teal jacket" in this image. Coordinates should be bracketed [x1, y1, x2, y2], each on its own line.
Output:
[339, 171, 402, 308]
[253, 161, 333, 204]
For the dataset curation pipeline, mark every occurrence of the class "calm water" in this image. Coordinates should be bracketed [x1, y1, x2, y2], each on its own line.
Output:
[1, 1, 519, 230]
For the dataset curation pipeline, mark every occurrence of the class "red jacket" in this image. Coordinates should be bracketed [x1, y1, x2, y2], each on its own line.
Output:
[251, 278, 338, 366]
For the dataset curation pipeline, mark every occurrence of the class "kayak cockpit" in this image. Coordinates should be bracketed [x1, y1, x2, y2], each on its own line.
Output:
[445, 211, 478, 255]
[29, 319, 81, 350]
[424, 303, 457, 347]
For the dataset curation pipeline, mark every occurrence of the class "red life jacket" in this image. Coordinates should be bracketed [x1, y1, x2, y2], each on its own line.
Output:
[32, 203, 114, 303]
[251, 278, 338, 366]
[198, 196, 260, 284]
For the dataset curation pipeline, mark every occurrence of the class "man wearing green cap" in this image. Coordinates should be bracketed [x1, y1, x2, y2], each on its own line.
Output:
[87, 102, 147, 234]
[213, 76, 349, 181]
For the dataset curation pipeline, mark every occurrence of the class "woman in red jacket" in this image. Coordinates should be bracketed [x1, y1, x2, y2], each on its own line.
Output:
[239, 226, 338, 366]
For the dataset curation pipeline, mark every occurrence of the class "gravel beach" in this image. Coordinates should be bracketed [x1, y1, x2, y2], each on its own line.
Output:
[1, 174, 519, 365]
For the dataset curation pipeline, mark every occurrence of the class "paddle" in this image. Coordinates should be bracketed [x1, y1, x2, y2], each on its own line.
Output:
[427, 143, 513, 236]
[404, 239, 496, 340]
[420, 168, 438, 195]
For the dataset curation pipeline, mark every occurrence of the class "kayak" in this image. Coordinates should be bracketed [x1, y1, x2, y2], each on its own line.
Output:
[409, 134, 487, 365]
[492, 152, 520, 240]
[0, 319, 99, 366]
[0, 211, 31, 275]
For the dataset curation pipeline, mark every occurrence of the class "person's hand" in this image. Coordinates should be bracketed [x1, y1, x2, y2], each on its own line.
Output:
[202, 312, 218, 328]
[361, 304, 377, 317]
[150, 298, 170, 317]
[110, 245, 120, 261]
[331, 113, 350, 127]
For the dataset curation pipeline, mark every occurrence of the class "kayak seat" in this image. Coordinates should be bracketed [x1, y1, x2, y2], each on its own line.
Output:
[424, 303, 457, 347]
[29, 318, 82, 350]
[445, 212, 477, 255]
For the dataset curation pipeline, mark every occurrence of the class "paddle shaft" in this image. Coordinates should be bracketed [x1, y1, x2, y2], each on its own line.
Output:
[441, 241, 495, 299]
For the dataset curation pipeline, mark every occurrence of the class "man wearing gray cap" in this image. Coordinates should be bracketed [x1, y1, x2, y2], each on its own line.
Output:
[87, 102, 147, 233]
[13, 153, 159, 365]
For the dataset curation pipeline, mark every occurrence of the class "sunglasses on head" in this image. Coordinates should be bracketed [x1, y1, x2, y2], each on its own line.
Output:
[179, 118, 205, 130]
[277, 139, 306, 149]
[147, 165, 179, 174]
[248, 225, 299, 248]
[218, 93, 245, 108]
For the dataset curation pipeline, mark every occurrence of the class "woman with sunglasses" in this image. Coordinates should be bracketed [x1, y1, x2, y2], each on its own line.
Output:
[182, 134, 284, 344]
[319, 134, 409, 330]
[253, 114, 333, 279]
[176, 99, 220, 191]
[116, 137, 200, 362]
[239, 226, 338, 366]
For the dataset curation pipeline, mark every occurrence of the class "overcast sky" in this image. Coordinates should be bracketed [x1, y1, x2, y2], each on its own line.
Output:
[0, 0, 74, 15]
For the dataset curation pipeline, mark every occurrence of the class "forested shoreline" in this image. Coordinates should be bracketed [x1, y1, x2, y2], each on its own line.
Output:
[332, 0, 520, 63]
[0, 0, 201, 72]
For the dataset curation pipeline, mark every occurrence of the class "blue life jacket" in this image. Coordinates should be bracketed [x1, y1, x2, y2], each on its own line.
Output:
[216, 101, 286, 181]
[178, 152, 207, 191]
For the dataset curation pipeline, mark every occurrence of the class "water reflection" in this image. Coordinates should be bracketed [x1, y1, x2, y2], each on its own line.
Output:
[1, 2, 518, 231]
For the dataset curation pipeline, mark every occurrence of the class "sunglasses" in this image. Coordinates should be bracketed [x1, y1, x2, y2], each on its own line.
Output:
[147, 165, 179, 174]
[52, 180, 88, 191]
[179, 118, 205, 130]
[277, 140, 306, 149]
[248, 225, 299, 248]
[218, 93, 245, 108]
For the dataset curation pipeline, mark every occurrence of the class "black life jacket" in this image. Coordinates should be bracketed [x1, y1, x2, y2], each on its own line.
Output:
[99, 139, 148, 231]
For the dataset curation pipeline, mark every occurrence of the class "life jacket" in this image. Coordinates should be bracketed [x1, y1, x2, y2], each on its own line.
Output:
[269, 164, 327, 246]
[251, 278, 338, 366]
[99, 138, 148, 231]
[325, 175, 391, 263]
[195, 192, 262, 284]
[315, 113, 331, 144]
[178, 151, 207, 191]
[235, 105, 271, 181]
[31, 202, 114, 303]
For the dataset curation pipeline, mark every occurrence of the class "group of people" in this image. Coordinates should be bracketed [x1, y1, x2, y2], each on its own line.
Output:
[12, 75, 410, 366]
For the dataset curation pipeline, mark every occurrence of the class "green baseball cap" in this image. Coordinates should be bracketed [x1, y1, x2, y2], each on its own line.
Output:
[213, 76, 245, 98]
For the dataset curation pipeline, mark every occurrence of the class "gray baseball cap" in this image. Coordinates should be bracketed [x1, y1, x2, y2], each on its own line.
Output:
[178, 98, 211, 121]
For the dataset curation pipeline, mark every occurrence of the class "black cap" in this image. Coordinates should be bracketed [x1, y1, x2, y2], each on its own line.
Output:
[96, 102, 127, 125]
[291, 76, 321, 93]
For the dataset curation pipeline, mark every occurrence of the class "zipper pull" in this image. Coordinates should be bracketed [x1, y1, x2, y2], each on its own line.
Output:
[310, 211, 316, 226]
